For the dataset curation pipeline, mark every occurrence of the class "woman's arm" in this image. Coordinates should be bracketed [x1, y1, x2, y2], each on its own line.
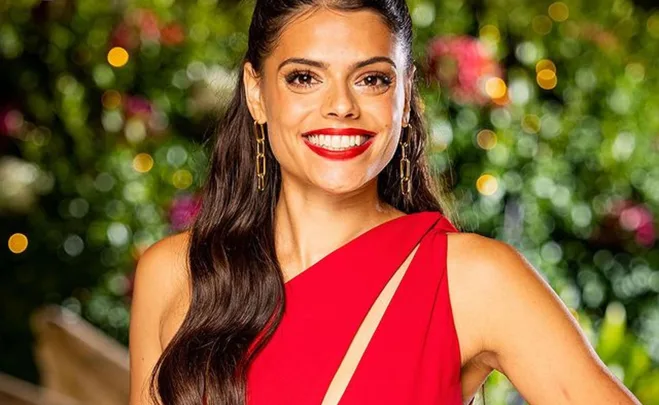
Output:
[458, 233, 642, 405]
[129, 233, 191, 405]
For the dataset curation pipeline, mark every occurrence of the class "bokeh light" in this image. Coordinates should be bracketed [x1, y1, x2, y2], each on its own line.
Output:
[172, 169, 193, 189]
[476, 174, 498, 196]
[485, 77, 507, 99]
[102, 90, 122, 109]
[107, 47, 129, 68]
[537, 69, 557, 89]
[132, 153, 154, 173]
[8, 233, 28, 254]
[535, 59, 556, 74]
[476, 129, 497, 150]
[480, 24, 500, 42]
[548, 2, 569, 22]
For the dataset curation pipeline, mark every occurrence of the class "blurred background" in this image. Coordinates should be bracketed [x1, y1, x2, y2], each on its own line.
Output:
[1, 0, 658, 404]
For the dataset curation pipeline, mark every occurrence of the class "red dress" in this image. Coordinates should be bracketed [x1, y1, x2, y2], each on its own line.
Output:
[246, 211, 465, 404]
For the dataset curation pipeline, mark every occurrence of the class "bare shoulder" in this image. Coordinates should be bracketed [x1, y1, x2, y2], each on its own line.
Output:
[444, 232, 509, 366]
[129, 230, 192, 404]
[129, 232, 192, 349]
[445, 230, 557, 353]
[447, 232, 529, 371]
[444, 232, 533, 400]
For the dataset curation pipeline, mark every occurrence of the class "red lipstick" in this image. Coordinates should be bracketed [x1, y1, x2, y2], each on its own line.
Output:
[301, 127, 377, 161]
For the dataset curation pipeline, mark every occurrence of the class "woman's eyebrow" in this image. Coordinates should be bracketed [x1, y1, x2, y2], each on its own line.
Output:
[277, 56, 396, 71]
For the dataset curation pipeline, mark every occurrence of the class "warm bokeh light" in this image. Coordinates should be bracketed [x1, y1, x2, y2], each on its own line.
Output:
[107, 47, 129, 68]
[476, 129, 497, 150]
[102, 90, 122, 109]
[8, 233, 28, 254]
[480, 24, 500, 42]
[548, 2, 569, 22]
[172, 169, 193, 189]
[535, 59, 556, 73]
[485, 77, 507, 99]
[547, 1, 570, 22]
[537, 69, 557, 89]
[476, 174, 498, 196]
[133, 153, 154, 173]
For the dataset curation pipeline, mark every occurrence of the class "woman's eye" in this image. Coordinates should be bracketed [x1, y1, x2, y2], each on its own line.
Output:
[285, 70, 319, 88]
[359, 74, 393, 89]
[284, 70, 393, 90]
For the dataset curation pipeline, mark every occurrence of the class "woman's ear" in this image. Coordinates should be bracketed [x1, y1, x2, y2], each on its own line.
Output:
[243, 62, 267, 123]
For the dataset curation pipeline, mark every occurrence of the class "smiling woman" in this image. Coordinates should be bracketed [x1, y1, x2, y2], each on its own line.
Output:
[127, 1, 643, 405]
[242, 6, 414, 196]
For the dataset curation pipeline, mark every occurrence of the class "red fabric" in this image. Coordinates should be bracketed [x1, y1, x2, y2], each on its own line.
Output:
[246, 211, 464, 404]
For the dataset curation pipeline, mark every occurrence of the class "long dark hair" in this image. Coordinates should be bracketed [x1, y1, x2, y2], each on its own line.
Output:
[148, 1, 464, 404]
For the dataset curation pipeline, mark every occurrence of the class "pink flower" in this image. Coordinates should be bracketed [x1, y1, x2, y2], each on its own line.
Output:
[613, 200, 656, 247]
[426, 35, 503, 105]
[124, 95, 152, 119]
[169, 194, 202, 231]
[0, 108, 24, 136]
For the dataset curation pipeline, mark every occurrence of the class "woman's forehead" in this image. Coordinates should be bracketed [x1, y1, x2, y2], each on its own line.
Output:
[267, 8, 402, 71]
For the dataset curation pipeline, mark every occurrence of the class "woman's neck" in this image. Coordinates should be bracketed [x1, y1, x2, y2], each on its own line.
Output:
[273, 181, 403, 281]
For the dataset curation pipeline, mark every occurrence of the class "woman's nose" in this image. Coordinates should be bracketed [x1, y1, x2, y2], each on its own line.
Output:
[321, 82, 360, 119]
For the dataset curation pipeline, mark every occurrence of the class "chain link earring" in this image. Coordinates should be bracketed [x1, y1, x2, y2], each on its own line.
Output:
[399, 124, 412, 196]
[254, 120, 267, 191]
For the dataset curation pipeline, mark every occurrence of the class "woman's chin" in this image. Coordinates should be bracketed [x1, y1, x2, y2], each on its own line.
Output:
[308, 177, 371, 196]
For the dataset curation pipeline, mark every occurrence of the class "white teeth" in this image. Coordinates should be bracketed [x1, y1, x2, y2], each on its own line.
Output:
[306, 134, 369, 150]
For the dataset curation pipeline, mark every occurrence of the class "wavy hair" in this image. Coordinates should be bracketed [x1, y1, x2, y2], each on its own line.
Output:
[148, 0, 466, 404]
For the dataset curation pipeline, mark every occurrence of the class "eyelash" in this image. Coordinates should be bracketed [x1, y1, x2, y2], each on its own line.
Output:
[285, 69, 393, 90]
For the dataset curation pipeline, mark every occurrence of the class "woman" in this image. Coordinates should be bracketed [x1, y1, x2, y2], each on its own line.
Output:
[128, 1, 643, 404]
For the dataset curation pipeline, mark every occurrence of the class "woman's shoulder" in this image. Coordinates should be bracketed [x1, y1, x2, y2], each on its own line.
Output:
[444, 231, 525, 317]
[444, 232, 522, 369]
[445, 231, 530, 293]
[132, 230, 192, 350]
[445, 231, 557, 371]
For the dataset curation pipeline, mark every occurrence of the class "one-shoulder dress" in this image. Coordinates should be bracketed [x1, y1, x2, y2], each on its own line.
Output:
[246, 211, 466, 404]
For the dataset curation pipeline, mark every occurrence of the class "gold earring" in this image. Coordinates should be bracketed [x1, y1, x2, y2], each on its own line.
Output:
[399, 125, 411, 196]
[254, 120, 266, 191]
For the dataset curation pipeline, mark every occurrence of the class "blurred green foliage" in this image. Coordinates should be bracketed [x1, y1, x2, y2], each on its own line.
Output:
[0, 0, 658, 403]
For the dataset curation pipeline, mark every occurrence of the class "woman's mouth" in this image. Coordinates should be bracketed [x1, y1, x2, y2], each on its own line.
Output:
[301, 128, 376, 160]
[304, 134, 370, 150]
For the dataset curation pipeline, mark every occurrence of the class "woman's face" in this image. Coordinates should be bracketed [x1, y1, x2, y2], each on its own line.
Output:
[244, 7, 414, 195]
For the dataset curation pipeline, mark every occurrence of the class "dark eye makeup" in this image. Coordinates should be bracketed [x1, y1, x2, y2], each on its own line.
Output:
[284, 69, 393, 90]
